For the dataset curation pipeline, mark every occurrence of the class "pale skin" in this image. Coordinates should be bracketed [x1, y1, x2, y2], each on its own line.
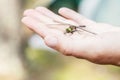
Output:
[22, 7, 120, 66]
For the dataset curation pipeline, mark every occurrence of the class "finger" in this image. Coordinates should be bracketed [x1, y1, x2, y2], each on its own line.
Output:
[21, 16, 50, 38]
[58, 7, 95, 25]
[23, 9, 55, 24]
[36, 7, 79, 26]
[23, 9, 33, 16]
[44, 35, 69, 55]
[35, 7, 67, 23]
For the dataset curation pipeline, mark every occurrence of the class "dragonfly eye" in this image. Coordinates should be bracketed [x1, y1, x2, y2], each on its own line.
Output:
[66, 28, 72, 33]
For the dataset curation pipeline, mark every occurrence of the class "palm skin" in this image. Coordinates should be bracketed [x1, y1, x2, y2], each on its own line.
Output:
[22, 7, 120, 66]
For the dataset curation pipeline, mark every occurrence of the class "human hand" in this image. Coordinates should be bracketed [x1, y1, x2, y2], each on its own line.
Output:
[22, 7, 120, 66]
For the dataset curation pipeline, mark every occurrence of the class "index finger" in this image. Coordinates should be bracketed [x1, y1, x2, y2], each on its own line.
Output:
[58, 7, 96, 26]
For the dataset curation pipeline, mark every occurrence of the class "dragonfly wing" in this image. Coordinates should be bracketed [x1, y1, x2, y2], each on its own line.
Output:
[46, 23, 70, 26]
[77, 27, 97, 35]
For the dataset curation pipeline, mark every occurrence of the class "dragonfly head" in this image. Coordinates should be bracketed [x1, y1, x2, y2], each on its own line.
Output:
[65, 25, 77, 33]
[66, 27, 72, 33]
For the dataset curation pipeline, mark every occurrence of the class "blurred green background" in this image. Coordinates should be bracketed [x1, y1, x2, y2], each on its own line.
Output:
[0, 0, 120, 80]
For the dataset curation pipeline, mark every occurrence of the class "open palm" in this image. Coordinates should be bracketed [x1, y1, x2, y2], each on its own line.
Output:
[22, 7, 120, 65]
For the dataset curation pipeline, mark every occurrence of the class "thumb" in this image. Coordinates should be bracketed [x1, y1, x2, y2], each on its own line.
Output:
[44, 36, 59, 49]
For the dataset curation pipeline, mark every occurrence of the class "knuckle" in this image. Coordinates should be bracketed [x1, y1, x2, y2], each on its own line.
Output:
[90, 53, 104, 64]
[62, 48, 72, 56]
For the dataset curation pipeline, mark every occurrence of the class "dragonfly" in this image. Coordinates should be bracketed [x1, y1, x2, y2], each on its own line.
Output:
[47, 20, 97, 35]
